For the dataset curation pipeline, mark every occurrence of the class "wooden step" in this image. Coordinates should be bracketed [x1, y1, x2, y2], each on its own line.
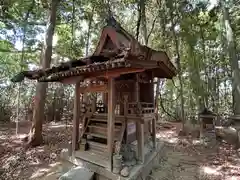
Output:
[85, 132, 119, 140]
[86, 132, 107, 139]
[75, 150, 109, 168]
[92, 114, 125, 120]
[87, 140, 107, 153]
[90, 118, 122, 124]
[88, 125, 120, 137]
[88, 124, 121, 130]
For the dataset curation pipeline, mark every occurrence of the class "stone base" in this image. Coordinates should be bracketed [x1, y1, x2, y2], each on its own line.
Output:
[229, 115, 240, 128]
[229, 114, 240, 120]
[60, 142, 165, 180]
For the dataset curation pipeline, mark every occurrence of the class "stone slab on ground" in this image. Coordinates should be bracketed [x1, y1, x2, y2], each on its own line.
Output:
[58, 166, 94, 180]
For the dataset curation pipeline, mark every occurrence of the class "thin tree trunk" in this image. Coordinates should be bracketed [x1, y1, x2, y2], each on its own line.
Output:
[188, 44, 205, 112]
[16, 0, 35, 135]
[222, 3, 240, 115]
[26, 0, 59, 147]
[200, 26, 208, 108]
[155, 78, 160, 121]
[85, 7, 94, 56]
[55, 86, 64, 121]
[140, 0, 147, 45]
[136, 0, 142, 41]
[169, 3, 185, 128]
[52, 89, 57, 121]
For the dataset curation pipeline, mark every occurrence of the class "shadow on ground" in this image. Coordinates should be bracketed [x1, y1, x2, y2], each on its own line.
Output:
[1, 121, 240, 180]
[153, 122, 240, 180]
[0, 121, 75, 180]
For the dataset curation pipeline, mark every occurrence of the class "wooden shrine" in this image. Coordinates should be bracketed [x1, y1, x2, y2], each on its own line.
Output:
[13, 17, 177, 179]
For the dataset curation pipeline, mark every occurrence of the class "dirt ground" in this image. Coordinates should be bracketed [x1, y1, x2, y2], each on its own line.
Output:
[154, 123, 240, 180]
[0, 121, 73, 180]
[0, 121, 240, 180]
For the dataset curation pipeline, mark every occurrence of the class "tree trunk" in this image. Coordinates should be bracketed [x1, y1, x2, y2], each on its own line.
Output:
[155, 78, 160, 121]
[187, 44, 205, 112]
[55, 86, 64, 121]
[85, 7, 94, 56]
[51, 89, 57, 121]
[140, 0, 147, 45]
[169, 3, 185, 128]
[26, 0, 59, 147]
[222, 4, 240, 115]
[200, 26, 209, 108]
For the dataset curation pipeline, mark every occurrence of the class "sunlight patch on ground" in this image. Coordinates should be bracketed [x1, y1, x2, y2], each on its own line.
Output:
[225, 176, 239, 180]
[26, 146, 45, 156]
[30, 162, 63, 179]
[201, 166, 222, 176]
[0, 121, 73, 180]
[192, 139, 202, 145]
[36, 162, 64, 180]
[0, 135, 8, 140]
[1, 133, 27, 143]
[15, 133, 28, 139]
[47, 124, 72, 129]
[2, 155, 21, 169]
[49, 162, 61, 167]
[45, 122, 81, 129]
[156, 130, 179, 144]
[200, 163, 240, 179]
[28, 158, 41, 166]
[30, 168, 51, 179]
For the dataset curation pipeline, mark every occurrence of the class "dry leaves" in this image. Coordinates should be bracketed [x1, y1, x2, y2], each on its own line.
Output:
[0, 121, 72, 180]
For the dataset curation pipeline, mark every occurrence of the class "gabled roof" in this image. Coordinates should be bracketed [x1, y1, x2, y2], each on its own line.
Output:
[11, 17, 177, 83]
[92, 17, 176, 76]
[93, 17, 136, 56]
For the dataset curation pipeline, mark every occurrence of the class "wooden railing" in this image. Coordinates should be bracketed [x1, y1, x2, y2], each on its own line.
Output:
[79, 103, 95, 141]
[92, 101, 154, 116]
[127, 102, 154, 115]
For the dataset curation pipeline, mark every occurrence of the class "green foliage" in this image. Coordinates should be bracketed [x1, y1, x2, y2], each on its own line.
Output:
[0, 0, 239, 122]
[55, 24, 84, 59]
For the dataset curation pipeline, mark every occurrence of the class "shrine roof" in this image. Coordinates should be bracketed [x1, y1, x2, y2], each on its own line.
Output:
[11, 17, 177, 83]
[38, 56, 130, 82]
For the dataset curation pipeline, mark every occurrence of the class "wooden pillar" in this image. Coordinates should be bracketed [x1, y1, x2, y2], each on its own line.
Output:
[124, 95, 128, 143]
[135, 74, 144, 163]
[103, 92, 107, 104]
[81, 92, 88, 134]
[135, 74, 140, 102]
[151, 76, 156, 149]
[72, 81, 80, 154]
[123, 95, 128, 116]
[103, 92, 108, 113]
[152, 117, 156, 148]
[92, 93, 97, 113]
[107, 77, 115, 171]
[199, 115, 204, 139]
[136, 122, 144, 163]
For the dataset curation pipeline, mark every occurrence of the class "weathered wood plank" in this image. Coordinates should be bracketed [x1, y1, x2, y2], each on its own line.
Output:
[75, 150, 109, 168]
